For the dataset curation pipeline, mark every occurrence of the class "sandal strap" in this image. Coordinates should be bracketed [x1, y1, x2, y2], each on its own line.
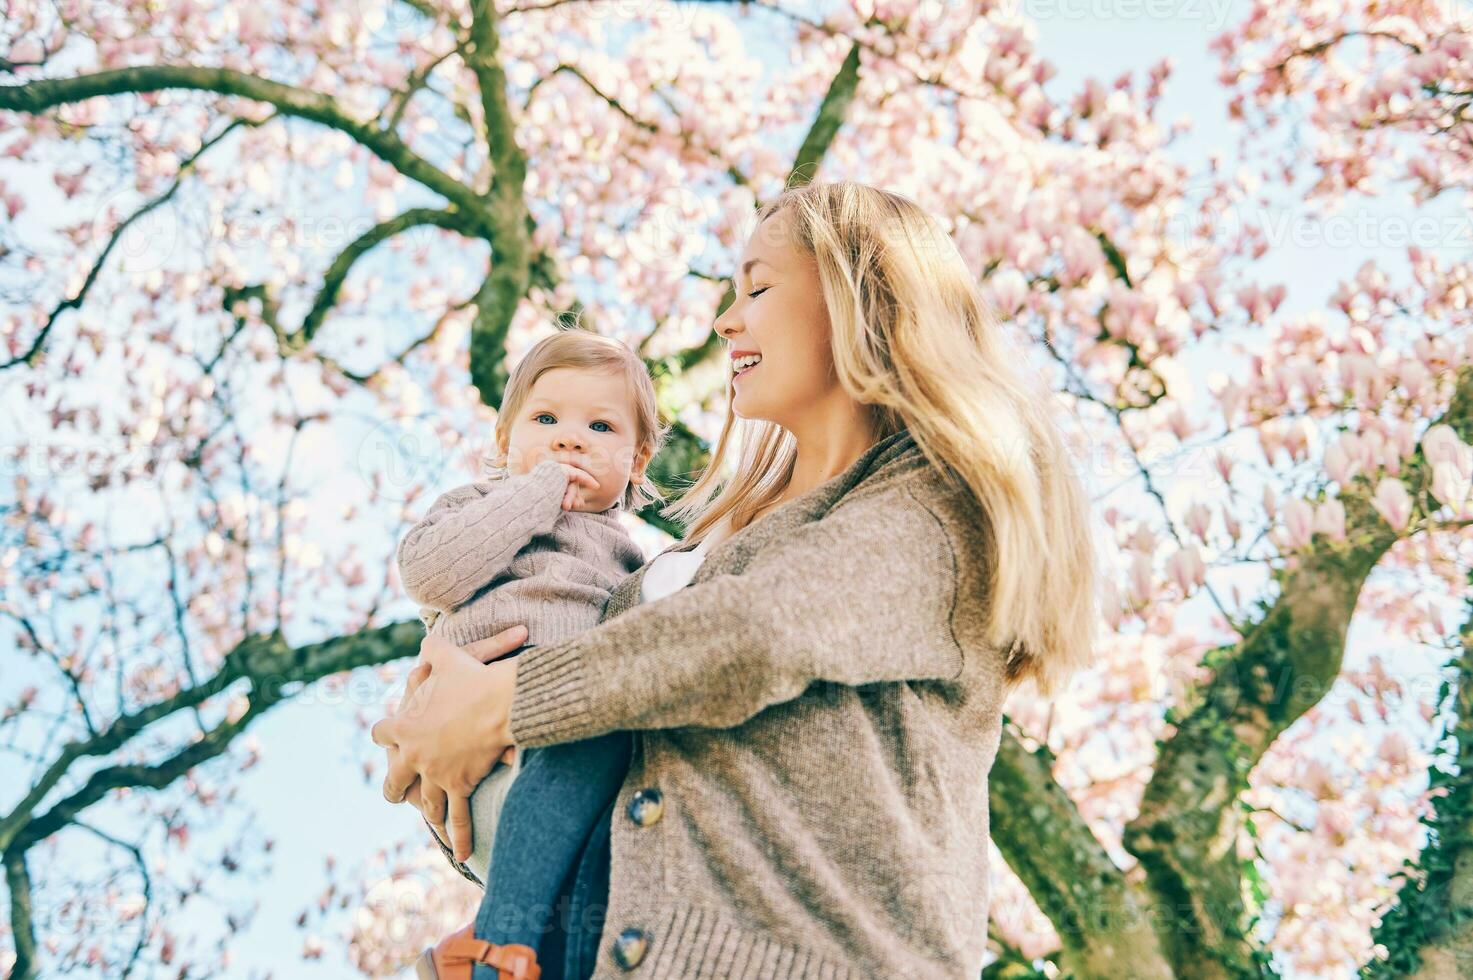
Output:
[440, 937, 541, 979]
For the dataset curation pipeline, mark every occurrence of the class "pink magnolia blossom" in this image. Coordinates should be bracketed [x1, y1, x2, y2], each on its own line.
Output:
[1314, 499, 1347, 541]
[1282, 498, 1316, 550]
[1166, 544, 1206, 595]
[1371, 477, 1413, 531]
[1430, 462, 1473, 520]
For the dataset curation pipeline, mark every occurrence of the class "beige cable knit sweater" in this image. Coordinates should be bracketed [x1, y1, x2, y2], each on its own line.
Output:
[396, 457, 647, 881]
[396, 458, 647, 650]
[504, 427, 1007, 978]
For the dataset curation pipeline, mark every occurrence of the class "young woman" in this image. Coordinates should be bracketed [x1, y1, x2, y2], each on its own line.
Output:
[372, 180, 1099, 979]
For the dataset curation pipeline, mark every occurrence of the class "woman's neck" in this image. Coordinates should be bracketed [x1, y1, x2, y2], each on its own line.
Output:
[783, 403, 880, 499]
[729, 412, 881, 536]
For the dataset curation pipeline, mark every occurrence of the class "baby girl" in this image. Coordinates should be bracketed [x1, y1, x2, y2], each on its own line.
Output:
[394, 329, 665, 978]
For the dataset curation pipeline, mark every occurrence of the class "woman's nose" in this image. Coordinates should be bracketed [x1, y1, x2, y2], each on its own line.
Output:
[713, 299, 741, 339]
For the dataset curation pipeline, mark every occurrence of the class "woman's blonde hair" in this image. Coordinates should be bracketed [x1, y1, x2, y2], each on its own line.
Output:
[485, 326, 670, 513]
[661, 180, 1098, 700]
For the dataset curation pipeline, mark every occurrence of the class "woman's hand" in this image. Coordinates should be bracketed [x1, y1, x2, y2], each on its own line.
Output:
[371, 625, 525, 862]
[396, 656, 516, 850]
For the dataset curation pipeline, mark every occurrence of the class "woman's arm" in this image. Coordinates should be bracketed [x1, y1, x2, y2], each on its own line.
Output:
[371, 489, 964, 860]
[508, 486, 966, 749]
[396, 459, 569, 611]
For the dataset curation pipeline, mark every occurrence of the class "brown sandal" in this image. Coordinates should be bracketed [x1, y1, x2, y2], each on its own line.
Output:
[414, 921, 540, 980]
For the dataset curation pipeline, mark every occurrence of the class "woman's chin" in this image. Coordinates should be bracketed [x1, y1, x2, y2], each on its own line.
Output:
[731, 388, 764, 420]
[732, 392, 786, 425]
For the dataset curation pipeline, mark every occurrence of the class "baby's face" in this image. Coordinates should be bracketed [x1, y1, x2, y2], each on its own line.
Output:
[498, 367, 646, 512]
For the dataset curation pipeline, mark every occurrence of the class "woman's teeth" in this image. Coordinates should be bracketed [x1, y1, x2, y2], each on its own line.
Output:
[734, 354, 762, 376]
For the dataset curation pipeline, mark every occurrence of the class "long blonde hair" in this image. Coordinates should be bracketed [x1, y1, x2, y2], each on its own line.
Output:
[661, 181, 1098, 700]
[486, 327, 670, 513]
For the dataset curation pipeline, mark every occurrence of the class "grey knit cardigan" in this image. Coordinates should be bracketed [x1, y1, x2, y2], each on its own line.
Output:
[505, 427, 1006, 978]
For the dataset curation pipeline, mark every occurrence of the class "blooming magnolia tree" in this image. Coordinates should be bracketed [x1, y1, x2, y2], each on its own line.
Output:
[1, 1, 1469, 978]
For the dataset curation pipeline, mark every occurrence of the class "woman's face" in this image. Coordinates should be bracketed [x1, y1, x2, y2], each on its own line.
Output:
[497, 367, 647, 512]
[712, 208, 836, 427]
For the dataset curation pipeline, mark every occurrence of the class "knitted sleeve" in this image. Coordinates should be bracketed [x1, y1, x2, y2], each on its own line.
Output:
[396, 458, 569, 612]
[506, 486, 967, 748]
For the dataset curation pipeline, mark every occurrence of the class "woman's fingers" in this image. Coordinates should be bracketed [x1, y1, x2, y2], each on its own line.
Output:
[422, 783, 449, 844]
[380, 744, 419, 804]
[420, 634, 472, 665]
[369, 715, 394, 749]
[401, 660, 431, 705]
[461, 624, 529, 663]
[406, 781, 447, 849]
[447, 793, 474, 863]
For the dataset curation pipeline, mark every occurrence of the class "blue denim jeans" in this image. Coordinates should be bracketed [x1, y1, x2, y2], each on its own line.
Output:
[471, 643, 629, 980]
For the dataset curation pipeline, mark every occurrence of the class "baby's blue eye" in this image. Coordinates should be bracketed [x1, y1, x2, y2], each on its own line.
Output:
[535, 412, 613, 433]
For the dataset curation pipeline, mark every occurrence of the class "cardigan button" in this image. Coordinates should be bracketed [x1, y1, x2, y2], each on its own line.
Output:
[611, 926, 649, 969]
[626, 788, 664, 827]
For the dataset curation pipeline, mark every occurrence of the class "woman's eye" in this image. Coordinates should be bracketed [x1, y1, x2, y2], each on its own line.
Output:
[747, 286, 769, 299]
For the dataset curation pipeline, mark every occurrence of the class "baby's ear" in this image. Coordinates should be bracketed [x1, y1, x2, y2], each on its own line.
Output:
[632, 443, 655, 475]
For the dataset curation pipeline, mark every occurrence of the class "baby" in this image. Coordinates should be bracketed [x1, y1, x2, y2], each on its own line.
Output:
[395, 330, 665, 978]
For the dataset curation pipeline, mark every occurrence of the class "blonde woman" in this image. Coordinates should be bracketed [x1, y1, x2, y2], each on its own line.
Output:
[372, 180, 1099, 979]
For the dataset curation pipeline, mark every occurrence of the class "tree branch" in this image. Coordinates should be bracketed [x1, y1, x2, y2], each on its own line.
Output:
[990, 726, 1175, 977]
[0, 620, 422, 854]
[655, 35, 865, 386]
[787, 41, 861, 187]
[463, 0, 535, 405]
[382, 42, 464, 134]
[75, 820, 153, 979]
[297, 206, 485, 348]
[1124, 365, 1473, 978]
[4, 845, 37, 980]
[0, 66, 492, 231]
[530, 64, 751, 187]
[1363, 576, 1473, 978]
[1, 115, 265, 372]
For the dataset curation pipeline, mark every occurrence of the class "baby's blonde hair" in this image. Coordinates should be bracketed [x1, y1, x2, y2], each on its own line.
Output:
[661, 180, 1099, 700]
[486, 327, 669, 513]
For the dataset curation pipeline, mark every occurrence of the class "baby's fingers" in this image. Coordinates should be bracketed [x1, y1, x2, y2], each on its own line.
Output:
[565, 465, 599, 489]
